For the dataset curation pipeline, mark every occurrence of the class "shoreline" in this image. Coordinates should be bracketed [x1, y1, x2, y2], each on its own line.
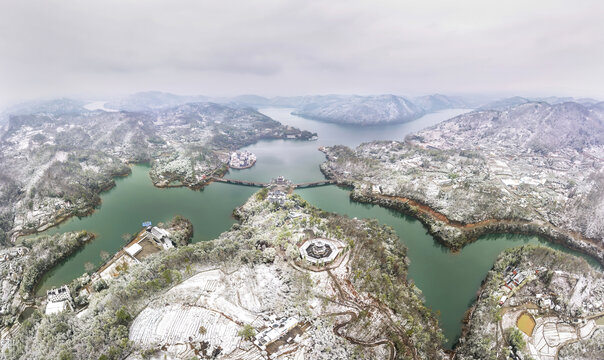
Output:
[317, 153, 604, 267]
[324, 177, 604, 267]
[16, 157, 604, 269]
[11, 167, 133, 242]
[9, 126, 302, 241]
[355, 191, 603, 266]
[11, 124, 317, 243]
[29, 231, 96, 299]
[228, 160, 256, 170]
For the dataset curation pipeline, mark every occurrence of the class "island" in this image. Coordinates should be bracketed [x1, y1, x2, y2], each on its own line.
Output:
[229, 150, 257, 169]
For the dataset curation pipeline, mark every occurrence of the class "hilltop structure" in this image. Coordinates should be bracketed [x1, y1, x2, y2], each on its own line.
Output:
[121, 194, 446, 360]
[270, 176, 293, 188]
[299, 238, 343, 265]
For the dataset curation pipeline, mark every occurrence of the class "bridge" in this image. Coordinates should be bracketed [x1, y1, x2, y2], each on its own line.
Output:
[210, 177, 267, 187]
[209, 177, 336, 189]
[293, 180, 336, 188]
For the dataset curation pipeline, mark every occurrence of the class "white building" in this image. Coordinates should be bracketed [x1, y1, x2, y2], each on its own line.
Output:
[96, 226, 174, 283]
[45, 285, 73, 315]
[267, 190, 287, 205]
[254, 317, 298, 349]
[125, 243, 143, 257]
[146, 226, 174, 250]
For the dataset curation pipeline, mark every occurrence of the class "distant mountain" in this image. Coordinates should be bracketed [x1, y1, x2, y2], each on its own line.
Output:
[228, 95, 271, 106]
[413, 94, 473, 112]
[591, 101, 604, 112]
[4, 98, 89, 116]
[10, 93, 600, 128]
[538, 96, 600, 105]
[106, 91, 211, 111]
[292, 95, 425, 125]
[480, 96, 601, 110]
[251, 95, 343, 108]
[479, 96, 532, 110]
[435, 101, 604, 153]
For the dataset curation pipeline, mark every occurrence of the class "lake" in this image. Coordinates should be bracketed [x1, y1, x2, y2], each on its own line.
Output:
[33, 108, 598, 347]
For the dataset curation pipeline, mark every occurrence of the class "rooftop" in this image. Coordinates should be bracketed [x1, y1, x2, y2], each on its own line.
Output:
[299, 238, 342, 265]
[45, 300, 71, 315]
[254, 317, 299, 350]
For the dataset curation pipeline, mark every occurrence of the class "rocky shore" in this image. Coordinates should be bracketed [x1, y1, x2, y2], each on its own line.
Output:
[346, 188, 604, 266]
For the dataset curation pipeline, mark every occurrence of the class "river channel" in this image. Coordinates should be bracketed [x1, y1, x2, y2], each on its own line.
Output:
[33, 108, 599, 348]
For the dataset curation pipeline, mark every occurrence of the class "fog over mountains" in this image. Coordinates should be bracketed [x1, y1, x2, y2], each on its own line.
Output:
[3, 92, 601, 127]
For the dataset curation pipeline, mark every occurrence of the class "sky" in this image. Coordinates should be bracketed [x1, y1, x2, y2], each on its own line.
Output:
[1, 0, 603, 107]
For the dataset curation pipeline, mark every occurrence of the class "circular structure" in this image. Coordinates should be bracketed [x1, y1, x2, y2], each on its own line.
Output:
[299, 238, 341, 265]
[306, 240, 333, 260]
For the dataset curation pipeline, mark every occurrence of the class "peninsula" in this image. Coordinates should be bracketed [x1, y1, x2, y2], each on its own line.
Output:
[320, 101, 604, 264]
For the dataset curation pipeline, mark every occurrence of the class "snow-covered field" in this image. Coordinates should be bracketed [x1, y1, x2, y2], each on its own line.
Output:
[129, 266, 284, 358]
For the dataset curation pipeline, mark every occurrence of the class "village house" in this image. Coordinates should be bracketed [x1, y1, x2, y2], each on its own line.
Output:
[254, 317, 299, 350]
[148, 226, 174, 250]
[95, 225, 174, 283]
[503, 267, 529, 291]
[497, 266, 533, 306]
[267, 190, 287, 206]
[45, 285, 74, 315]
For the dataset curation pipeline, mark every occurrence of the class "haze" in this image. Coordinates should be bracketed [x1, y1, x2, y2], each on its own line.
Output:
[1, 0, 603, 107]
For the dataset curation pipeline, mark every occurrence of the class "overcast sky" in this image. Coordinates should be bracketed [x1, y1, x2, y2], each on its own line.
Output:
[1, 0, 603, 107]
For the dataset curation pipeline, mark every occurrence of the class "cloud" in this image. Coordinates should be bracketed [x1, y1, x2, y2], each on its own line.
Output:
[0, 0, 603, 106]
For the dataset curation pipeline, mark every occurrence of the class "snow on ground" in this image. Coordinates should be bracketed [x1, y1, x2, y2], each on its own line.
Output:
[84, 101, 118, 112]
[568, 277, 587, 308]
[524, 315, 597, 360]
[25, 151, 68, 192]
[130, 304, 241, 356]
[500, 310, 603, 360]
[578, 320, 596, 338]
[130, 266, 285, 358]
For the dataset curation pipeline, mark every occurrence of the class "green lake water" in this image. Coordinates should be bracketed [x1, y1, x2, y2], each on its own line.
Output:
[33, 108, 600, 348]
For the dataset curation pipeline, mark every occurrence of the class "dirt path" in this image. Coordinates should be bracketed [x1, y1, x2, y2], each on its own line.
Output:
[329, 311, 396, 360]
[323, 269, 417, 360]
